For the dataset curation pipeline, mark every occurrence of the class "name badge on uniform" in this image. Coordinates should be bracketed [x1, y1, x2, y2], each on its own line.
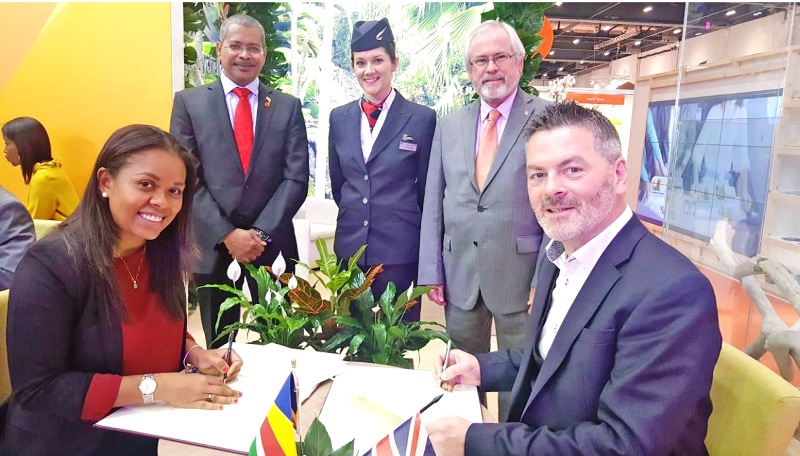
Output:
[400, 134, 418, 152]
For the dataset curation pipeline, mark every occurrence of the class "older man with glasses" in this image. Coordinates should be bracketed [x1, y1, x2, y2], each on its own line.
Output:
[418, 20, 549, 421]
[170, 13, 309, 349]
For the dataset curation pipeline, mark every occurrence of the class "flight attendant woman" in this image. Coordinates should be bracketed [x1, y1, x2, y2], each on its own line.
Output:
[328, 18, 436, 321]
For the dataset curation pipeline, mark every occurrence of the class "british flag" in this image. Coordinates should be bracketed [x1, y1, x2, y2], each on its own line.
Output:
[363, 412, 436, 456]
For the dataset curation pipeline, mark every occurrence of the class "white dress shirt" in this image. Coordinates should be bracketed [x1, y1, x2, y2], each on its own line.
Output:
[360, 88, 397, 162]
[219, 72, 259, 134]
[538, 206, 634, 358]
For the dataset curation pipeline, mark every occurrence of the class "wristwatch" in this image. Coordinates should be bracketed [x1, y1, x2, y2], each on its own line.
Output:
[138, 373, 157, 403]
[253, 228, 272, 244]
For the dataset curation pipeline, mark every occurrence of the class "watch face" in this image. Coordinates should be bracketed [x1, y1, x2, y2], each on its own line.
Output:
[139, 377, 157, 395]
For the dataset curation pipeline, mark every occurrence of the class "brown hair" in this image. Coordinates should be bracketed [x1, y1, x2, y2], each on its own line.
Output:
[2, 117, 53, 184]
[54, 125, 198, 319]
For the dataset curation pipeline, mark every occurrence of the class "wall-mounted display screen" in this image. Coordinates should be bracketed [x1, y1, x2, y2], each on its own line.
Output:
[637, 89, 782, 256]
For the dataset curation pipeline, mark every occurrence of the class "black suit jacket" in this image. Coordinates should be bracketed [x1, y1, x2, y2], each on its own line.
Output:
[328, 92, 436, 266]
[4, 236, 187, 454]
[170, 80, 309, 273]
[468, 216, 722, 455]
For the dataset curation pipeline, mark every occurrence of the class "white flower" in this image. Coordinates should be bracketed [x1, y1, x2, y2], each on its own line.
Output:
[406, 282, 414, 300]
[242, 279, 252, 301]
[226, 259, 241, 282]
[371, 305, 380, 314]
[288, 274, 298, 290]
[272, 252, 286, 278]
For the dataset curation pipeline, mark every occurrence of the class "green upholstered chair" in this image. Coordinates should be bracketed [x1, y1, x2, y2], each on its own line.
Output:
[32, 218, 60, 240]
[706, 342, 800, 455]
[1, 289, 10, 403]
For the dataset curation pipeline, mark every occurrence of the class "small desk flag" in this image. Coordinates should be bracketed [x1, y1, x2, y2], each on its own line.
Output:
[363, 412, 435, 456]
[249, 372, 298, 456]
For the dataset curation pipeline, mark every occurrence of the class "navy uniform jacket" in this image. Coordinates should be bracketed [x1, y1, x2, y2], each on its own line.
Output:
[329, 91, 436, 267]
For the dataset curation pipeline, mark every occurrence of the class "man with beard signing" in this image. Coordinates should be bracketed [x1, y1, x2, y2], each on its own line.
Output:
[418, 20, 548, 421]
[425, 102, 721, 456]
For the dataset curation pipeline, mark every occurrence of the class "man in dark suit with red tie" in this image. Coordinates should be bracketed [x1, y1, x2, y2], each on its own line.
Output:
[170, 14, 309, 348]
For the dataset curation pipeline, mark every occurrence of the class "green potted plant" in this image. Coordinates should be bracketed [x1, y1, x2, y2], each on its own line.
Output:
[321, 281, 448, 367]
[201, 253, 332, 350]
[209, 239, 449, 368]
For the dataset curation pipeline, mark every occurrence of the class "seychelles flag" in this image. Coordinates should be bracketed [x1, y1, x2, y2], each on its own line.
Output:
[363, 412, 435, 456]
[249, 372, 298, 456]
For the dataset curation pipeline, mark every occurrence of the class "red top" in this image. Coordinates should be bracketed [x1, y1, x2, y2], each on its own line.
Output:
[81, 248, 193, 421]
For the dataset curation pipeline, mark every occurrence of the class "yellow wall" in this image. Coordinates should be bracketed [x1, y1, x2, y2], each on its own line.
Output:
[0, 2, 173, 201]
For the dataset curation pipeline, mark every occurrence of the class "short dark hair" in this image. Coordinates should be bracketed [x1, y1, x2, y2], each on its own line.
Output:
[219, 13, 266, 45]
[54, 125, 198, 320]
[2, 117, 53, 184]
[351, 41, 397, 65]
[524, 101, 622, 163]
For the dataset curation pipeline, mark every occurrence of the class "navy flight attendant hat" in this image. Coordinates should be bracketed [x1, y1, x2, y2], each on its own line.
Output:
[351, 17, 394, 52]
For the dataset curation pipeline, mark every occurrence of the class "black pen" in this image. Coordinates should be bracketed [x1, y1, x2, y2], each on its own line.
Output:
[223, 332, 234, 384]
[419, 394, 444, 414]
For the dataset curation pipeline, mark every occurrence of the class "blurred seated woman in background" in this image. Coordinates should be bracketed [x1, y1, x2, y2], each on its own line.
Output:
[2, 117, 80, 220]
[3, 125, 243, 455]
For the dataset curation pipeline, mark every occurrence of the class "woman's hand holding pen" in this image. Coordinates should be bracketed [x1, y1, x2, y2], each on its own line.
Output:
[434, 349, 482, 392]
[188, 347, 243, 380]
[155, 373, 241, 410]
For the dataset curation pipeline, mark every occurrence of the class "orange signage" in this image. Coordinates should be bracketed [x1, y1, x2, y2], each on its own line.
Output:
[566, 93, 626, 105]
[534, 16, 553, 58]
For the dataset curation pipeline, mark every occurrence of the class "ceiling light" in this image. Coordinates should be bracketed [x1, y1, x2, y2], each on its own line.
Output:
[726, 10, 736, 16]
[559, 67, 564, 71]
[579, 60, 585, 64]
[593, 83, 601, 89]
[555, 1, 563, 6]
[604, 51, 610, 56]
[695, 32, 702, 36]
[643, 6, 653, 13]
[754, 11, 763, 16]
[573, 38, 580, 44]
[634, 40, 642, 46]
[549, 50, 555, 56]
[602, 25, 612, 31]
[673, 28, 682, 34]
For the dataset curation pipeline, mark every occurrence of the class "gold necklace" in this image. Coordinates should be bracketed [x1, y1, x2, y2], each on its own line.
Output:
[117, 245, 146, 290]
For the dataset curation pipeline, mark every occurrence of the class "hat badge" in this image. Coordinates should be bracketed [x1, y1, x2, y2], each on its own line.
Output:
[376, 27, 387, 41]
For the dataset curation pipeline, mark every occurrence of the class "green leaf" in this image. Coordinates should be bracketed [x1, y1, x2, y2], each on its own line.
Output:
[330, 439, 355, 456]
[303, 417, 333, 456]
[372, 324, 387, 349]
[349, 333, 367, 354]
[346, 244, 367, 272]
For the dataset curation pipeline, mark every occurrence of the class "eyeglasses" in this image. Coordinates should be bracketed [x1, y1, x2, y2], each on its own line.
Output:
[223, 43, 265, 55]
[470, 53, 517, 69]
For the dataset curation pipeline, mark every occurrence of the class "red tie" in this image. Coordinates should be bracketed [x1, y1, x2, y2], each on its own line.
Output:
[361, 97, 383, 131]
[233, 87, 253, 173]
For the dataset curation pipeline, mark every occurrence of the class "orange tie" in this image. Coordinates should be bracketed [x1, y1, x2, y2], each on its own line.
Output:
[476, 109, 500, 191]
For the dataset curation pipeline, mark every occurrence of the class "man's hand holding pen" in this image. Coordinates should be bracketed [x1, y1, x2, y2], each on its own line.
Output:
[434, 348, 482, 392]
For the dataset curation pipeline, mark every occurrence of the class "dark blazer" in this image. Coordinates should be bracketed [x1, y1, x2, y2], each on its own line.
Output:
[3, 236, 186, 454]
[328, 92, 435, 266]
[170, 80, 309, 272]
[0, 186, 35, 290]
[468, 216, 722, 455]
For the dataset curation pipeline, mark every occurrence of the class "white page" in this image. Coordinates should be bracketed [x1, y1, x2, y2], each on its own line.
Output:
[95, 343, 346, 453]
[318, 364, 482, 454]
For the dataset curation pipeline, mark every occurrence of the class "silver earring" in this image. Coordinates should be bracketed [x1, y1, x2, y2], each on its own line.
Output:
[101, 192, 108, 198]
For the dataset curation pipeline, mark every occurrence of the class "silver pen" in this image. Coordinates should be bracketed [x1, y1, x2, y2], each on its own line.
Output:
[439, 339, 452, 388]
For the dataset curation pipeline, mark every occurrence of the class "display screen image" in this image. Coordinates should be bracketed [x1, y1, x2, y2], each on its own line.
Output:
[637, 89, 782, 256]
